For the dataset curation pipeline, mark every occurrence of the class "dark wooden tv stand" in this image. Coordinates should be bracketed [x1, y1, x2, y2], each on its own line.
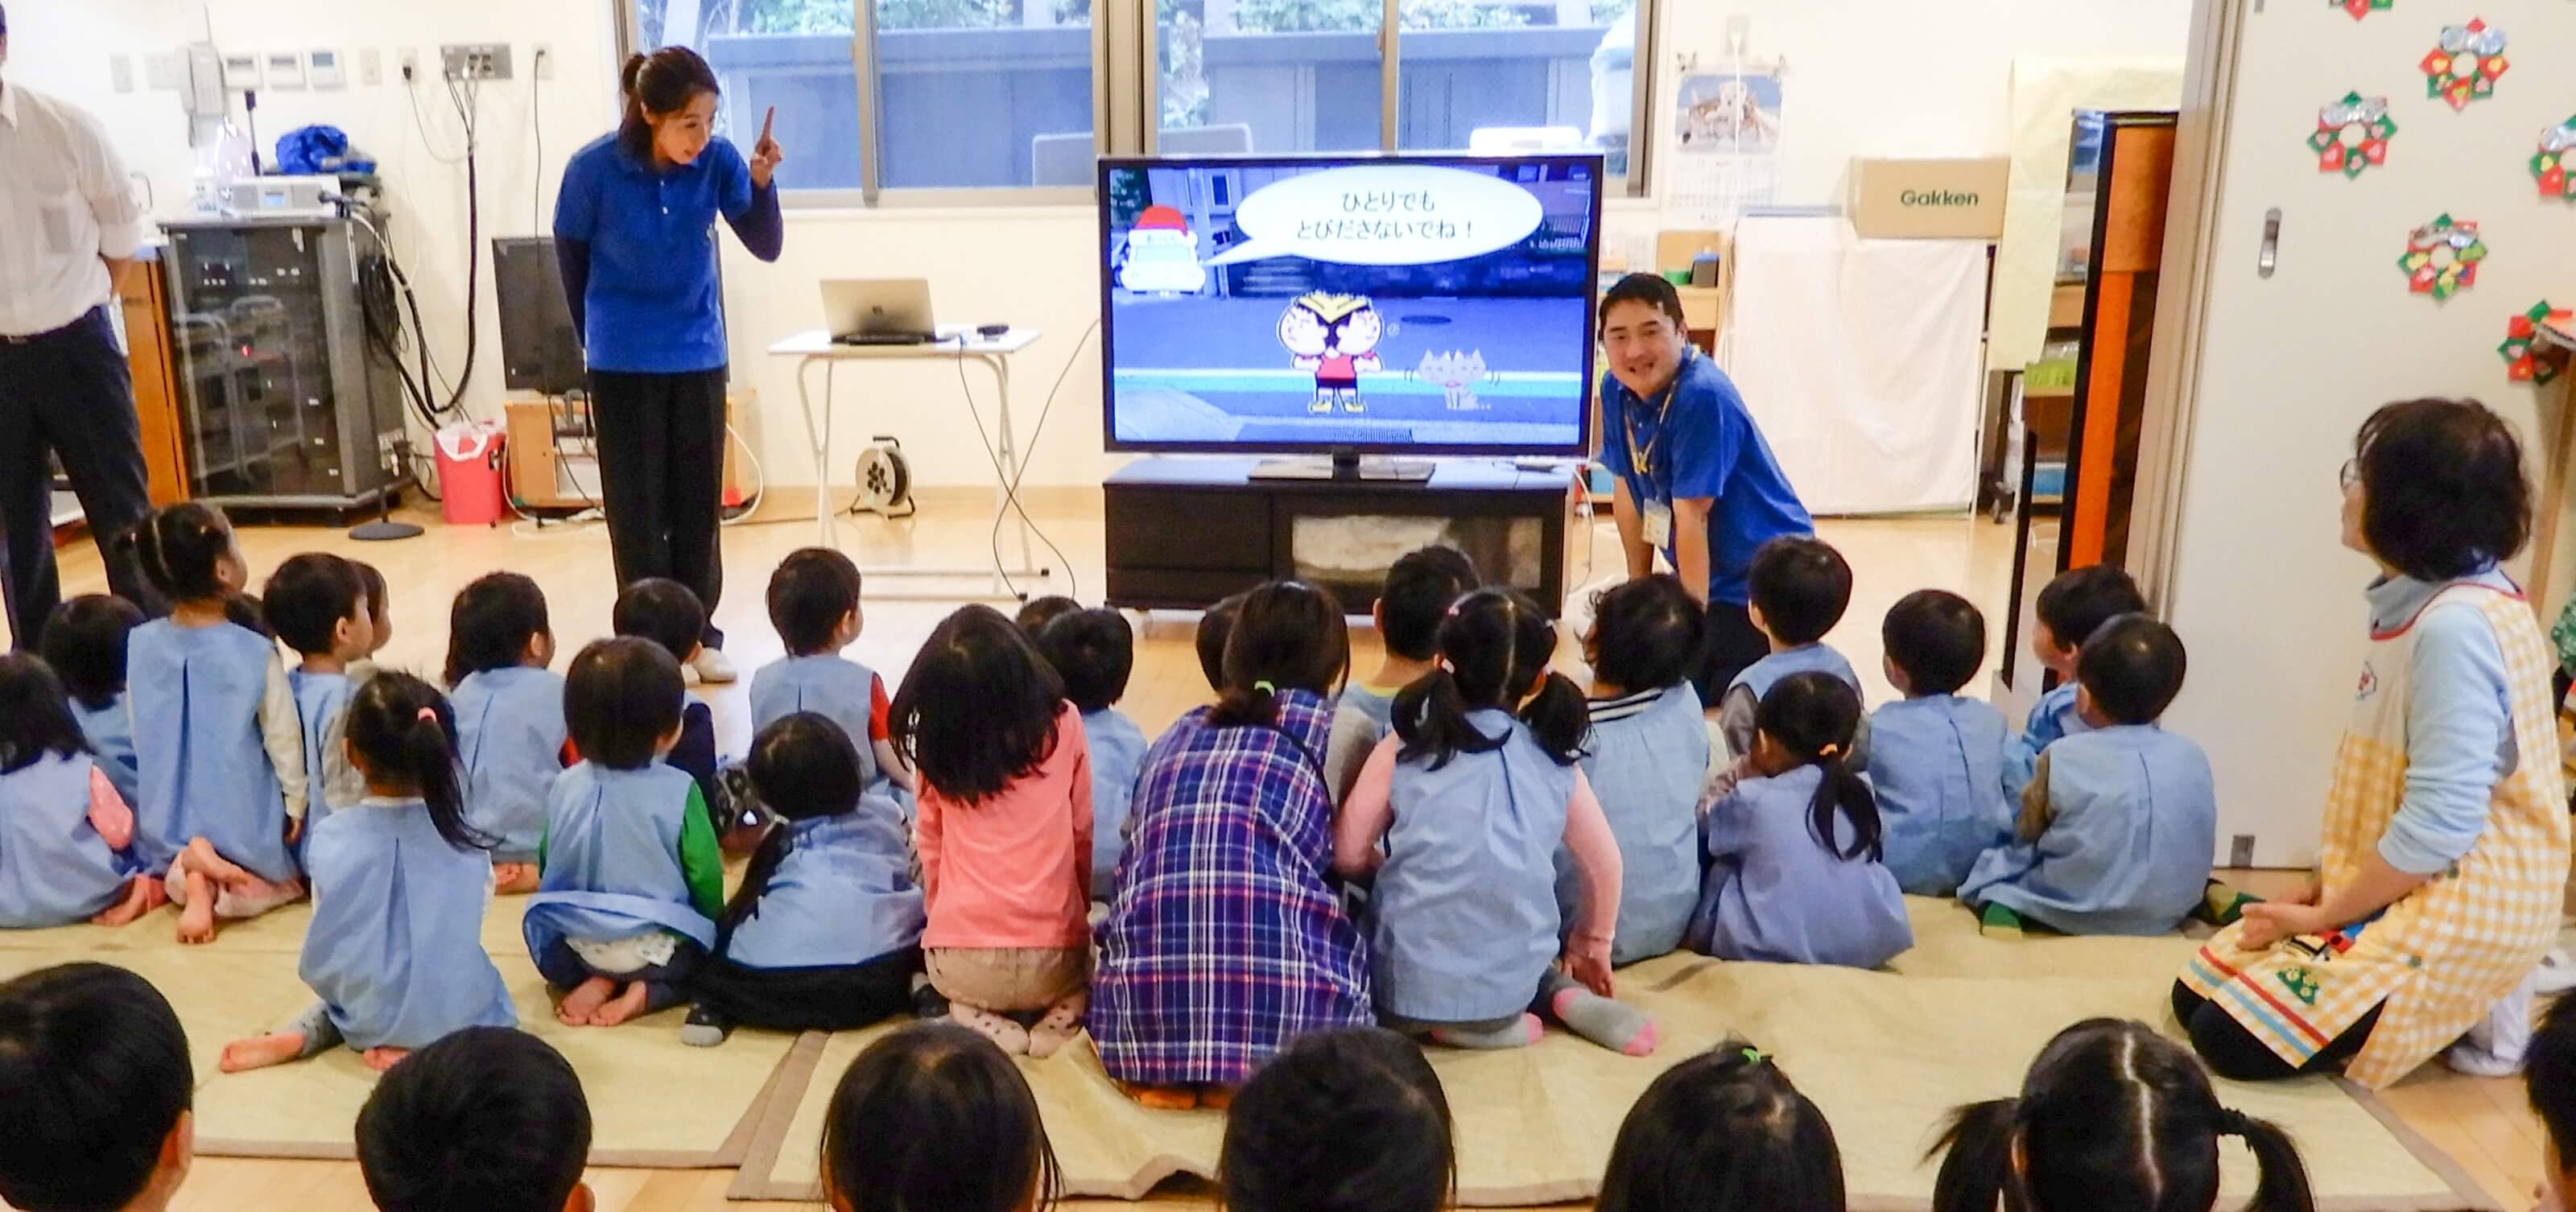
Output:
[1104, 456, 1579, 614]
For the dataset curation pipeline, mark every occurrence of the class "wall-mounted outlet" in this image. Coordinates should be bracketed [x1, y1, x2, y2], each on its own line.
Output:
[532, 43, 554, 80]
[2228, 835, 2256, 868]
[360, 47, 383, 87]
[398, 47, 420, 82]
[440, 43, 513, 81]
[110, 54, 136, 93]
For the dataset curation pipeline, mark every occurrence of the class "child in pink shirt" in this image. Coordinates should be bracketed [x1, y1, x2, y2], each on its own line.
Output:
[894, 604, 1094, 1057]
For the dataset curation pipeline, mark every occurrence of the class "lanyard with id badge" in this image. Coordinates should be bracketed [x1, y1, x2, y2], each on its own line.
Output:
[1625, 376, 1678, 547]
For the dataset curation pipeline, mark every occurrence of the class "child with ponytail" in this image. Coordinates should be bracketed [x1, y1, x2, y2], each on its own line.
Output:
[1686, 670, 1910, 967]
[1929, 1018, 2316, 1212]
[1219, 1027, 1454, 1212]
[0, 654, 161, 927]
[1595, 1041, 1847, 1212]
[1335, 587, 1656, 1055]
[219, 673, 515, 1074]
[122, 503, 308, 944]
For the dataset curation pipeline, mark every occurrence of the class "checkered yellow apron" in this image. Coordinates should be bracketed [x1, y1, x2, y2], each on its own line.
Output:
[2181, 583, 2569, 1088]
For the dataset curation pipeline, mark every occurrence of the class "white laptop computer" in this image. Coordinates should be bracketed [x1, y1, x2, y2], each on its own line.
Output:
[822, 279, 939, 345]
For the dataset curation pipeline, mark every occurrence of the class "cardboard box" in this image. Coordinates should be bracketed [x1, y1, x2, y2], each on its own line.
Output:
[1847, 157, 2009, 240]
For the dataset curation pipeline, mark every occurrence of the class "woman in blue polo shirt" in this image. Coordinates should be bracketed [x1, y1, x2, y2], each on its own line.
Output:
[1595, 273, 1811, 707]
[554, 46, 785, 683]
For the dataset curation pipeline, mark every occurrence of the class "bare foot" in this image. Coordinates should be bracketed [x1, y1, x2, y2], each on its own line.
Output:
[587, 982, 654, 1028]
[90, 877, 163, 927]
[492, 863, 539, 895]
[363, 1047, 411, 1073]
[219, 1032, 308, 1073]
[175, 870, 217, 945]
[184, 837, 256, 888]
[1116, 1081, 1198, 1110]
[555, 976, 617, 1026]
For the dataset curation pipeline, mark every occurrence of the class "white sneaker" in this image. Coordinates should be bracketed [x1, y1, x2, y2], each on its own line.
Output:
[690, 646, 739, 685]
[2446, 966, 2541, 1077]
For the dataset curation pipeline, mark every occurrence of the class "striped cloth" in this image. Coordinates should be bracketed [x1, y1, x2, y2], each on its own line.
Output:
[1090, 691, 1373, 1085]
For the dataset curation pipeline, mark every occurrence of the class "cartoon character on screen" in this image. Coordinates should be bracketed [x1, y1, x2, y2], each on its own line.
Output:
[1415, 349, 1492, 411]
[1117, 204, 1208, 295]
[1280, 292, 1384, 414]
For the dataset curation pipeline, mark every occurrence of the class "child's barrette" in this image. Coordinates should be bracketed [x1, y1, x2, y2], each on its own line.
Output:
[416, 707, 439, 725]
[1740, 1046, 1765, 1066]
[1254, 680, 1277, 694]
[1818, 744, 1841, 759]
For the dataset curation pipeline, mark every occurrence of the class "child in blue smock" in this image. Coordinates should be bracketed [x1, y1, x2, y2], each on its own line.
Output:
[1034, 607, 1150, 898]
[1870, 590, 2015, 897]
[122, 504, 308, 944]
[1569, 574, 1708, 965]
[1963, 616, 2215, 936]
[683, 712, 926, 1046]
[1689, 671, 1912, 967]
[1323, 545, 1479, 805]
[38, 595, 146, 811]
[1719, 537, 1869, 768]
[523, 637, 726, 1028]
[613, 579, 724, 807]
[2006, 564, 2146, 798]
[265, 553, 377, 855]
[217, 673, 515, 1074]
[1337, 588, 1657, 1055]
[0, 655, 161, 927]
[446, 571, 569, 894]
[750, 548, 912, 795]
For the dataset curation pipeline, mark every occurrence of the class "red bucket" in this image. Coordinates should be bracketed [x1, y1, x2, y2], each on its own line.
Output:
[436, 423, 508, 527]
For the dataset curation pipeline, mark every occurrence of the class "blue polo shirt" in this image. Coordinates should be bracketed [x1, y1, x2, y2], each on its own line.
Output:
[1597, 348, 1811, 605]
[554, 134, 760, 374]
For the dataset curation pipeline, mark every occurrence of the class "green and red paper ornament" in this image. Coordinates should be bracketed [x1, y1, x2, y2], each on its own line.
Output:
[2421, 19, 2508, 109]
[2336, 0, 2392, 17]
[2536, 117, 2576, 202]
[2397, 214, 2484, 301]
[2500, 302, 2570, 386]
[2311, 93, 2396, 177]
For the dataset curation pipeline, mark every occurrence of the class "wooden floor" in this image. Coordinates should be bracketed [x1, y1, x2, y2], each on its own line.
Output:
[15, 491, 2547, 1212]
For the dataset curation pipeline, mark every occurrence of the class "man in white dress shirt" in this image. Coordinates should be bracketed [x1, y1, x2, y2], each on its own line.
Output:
[0, 2, 162, 649]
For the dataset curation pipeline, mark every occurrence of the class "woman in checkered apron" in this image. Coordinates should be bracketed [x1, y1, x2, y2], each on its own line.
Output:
[2174, 399, 2570, 1088]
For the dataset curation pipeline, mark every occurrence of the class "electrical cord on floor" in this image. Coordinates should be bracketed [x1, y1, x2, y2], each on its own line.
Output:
[952, 320, 1096, 603]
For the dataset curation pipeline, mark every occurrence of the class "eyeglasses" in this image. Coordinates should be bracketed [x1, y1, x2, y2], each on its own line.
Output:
[2339, 459, 2361, 491]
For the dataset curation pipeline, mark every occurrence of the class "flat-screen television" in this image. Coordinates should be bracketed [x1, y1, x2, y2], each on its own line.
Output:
[1098, 153, 1604, 457]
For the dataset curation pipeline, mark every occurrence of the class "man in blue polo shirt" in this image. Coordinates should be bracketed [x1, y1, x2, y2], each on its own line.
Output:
[1595, 273, 1812, 706]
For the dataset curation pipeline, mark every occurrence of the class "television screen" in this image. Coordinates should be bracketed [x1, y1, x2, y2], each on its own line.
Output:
[1099, 153, 1603, 456]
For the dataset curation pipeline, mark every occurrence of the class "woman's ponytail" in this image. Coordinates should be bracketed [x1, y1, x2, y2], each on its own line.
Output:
[2225, 1111, 2318, 1212]
[1927, 1099, 2020, 1212]
[1520, 670, 1591, 766]
[617, 47, 720, 163]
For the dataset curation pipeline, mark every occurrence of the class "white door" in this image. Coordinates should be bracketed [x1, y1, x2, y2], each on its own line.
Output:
[2152, 0, 2575, 866]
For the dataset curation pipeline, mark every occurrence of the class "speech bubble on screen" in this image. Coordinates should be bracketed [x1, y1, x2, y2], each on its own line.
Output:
[1204, 165, 1545, 267]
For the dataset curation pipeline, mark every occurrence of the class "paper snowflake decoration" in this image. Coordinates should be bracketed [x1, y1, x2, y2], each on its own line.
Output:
[2336, 0, 2392, 18]
[2397, 214, 2485, 300]
[2536, 117, 2576, 202]
[2310, 93, 2396, 177]
[2500, 301, 2571, 386]
[2421, 19, 2508, 110]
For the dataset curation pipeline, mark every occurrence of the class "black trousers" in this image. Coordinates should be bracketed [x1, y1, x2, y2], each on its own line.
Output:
[588, 368, 728, 649]
[2170, 980, 2384, 1081]
[0, 307, 159, 649]
[694, 946, 921, 1032]
[1691, 599, 1770, 707]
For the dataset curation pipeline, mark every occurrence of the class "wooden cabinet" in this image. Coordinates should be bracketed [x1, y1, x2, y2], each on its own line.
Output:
[117, 256, 189, 505]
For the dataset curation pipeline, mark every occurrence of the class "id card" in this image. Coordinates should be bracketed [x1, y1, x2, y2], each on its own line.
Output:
[1643, 500, 1673, 547]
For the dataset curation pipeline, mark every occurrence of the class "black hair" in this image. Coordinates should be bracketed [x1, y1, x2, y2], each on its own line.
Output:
[0, 655, 93, 776]
[357, 1027, 592, 1212]
[2355, 398, 2532, 583]
[344, 673, 491, 852]
[2074, 615, 2186, 727]
[719, 713, 867, 946]
[890, 605, 1064, 805]
[1377, 545, 1480, 662]
[1755, 672, 1879, 862]
[2526, 991, 2576, 1177]
[1210, 581, 1351, 728]
[1220, 1028, 1454, 1212]
[1882, 589, 1987, 697]
[564, 637, 685, 771]
[1930, 1018, 2314, 1212]
[1016, 595, 1083, 637]
[617, 46, 720, 165]
[444, 572, 552, 686]
[613, 577, 708, 666]
[124, 502, 237, 604]
[820, 1021, 1062, 1212]
[1393, 587, 1587, 769]
[352, 561, 389, 637]
[1197, 592, 1249, 692]
[1599, 273, 1687, 337]
[36, 596, 143, 712]
[1597, 1042, 1845, 1212]
[1036, 608, 1135, 714]
[1585, 574, 1705, 693]
[769, 548, 865, 657]
[1746, 536, 1851, 647]
[0, 963, 192, 1212]
[261, 552, 366, 658]
[2034, 565, 2145, 657]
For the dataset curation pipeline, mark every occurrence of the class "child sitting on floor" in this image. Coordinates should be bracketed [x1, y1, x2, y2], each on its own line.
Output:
[0, 655, 160, 926]
[2008, 565, 2147, 796]
[219, 673, 514, 1074]
[522, 638, 726, 1028]
[1338, 587, 1656, 1055]
[1869, 590, 2014, 897]
[352, 559, 394, 665]
[821, 1021, 1063, 1212]
[1220, 1028, 1453, 1212]
[1596, 1042, 1847, 1212]
[1960, 616, 2216, 936]
[1324, 545, 1480, 803]
[1035, 608, 1149, 897]
[1929, 1019, 2315, 1212]
[263, 553, 374, 849]
[1195, 590, 1249, 692]
[39, 595, 145, 810]
[446, 572, 568, 894]
[895, 604, 1094, 1057]
[357, 1028, 595, 1212]
[0, 963, 196, 1212]
[1688, 671, 1912, 968]
[684, 713, 926, 1047]
[122, 503, 307, 943]
[613, 578, 723, 802]
[751, 548, 910, 793]
[1017, 594, 1082, 637]
[1719, 537, 1866, 765]
[1571, 574, 1709, 966]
